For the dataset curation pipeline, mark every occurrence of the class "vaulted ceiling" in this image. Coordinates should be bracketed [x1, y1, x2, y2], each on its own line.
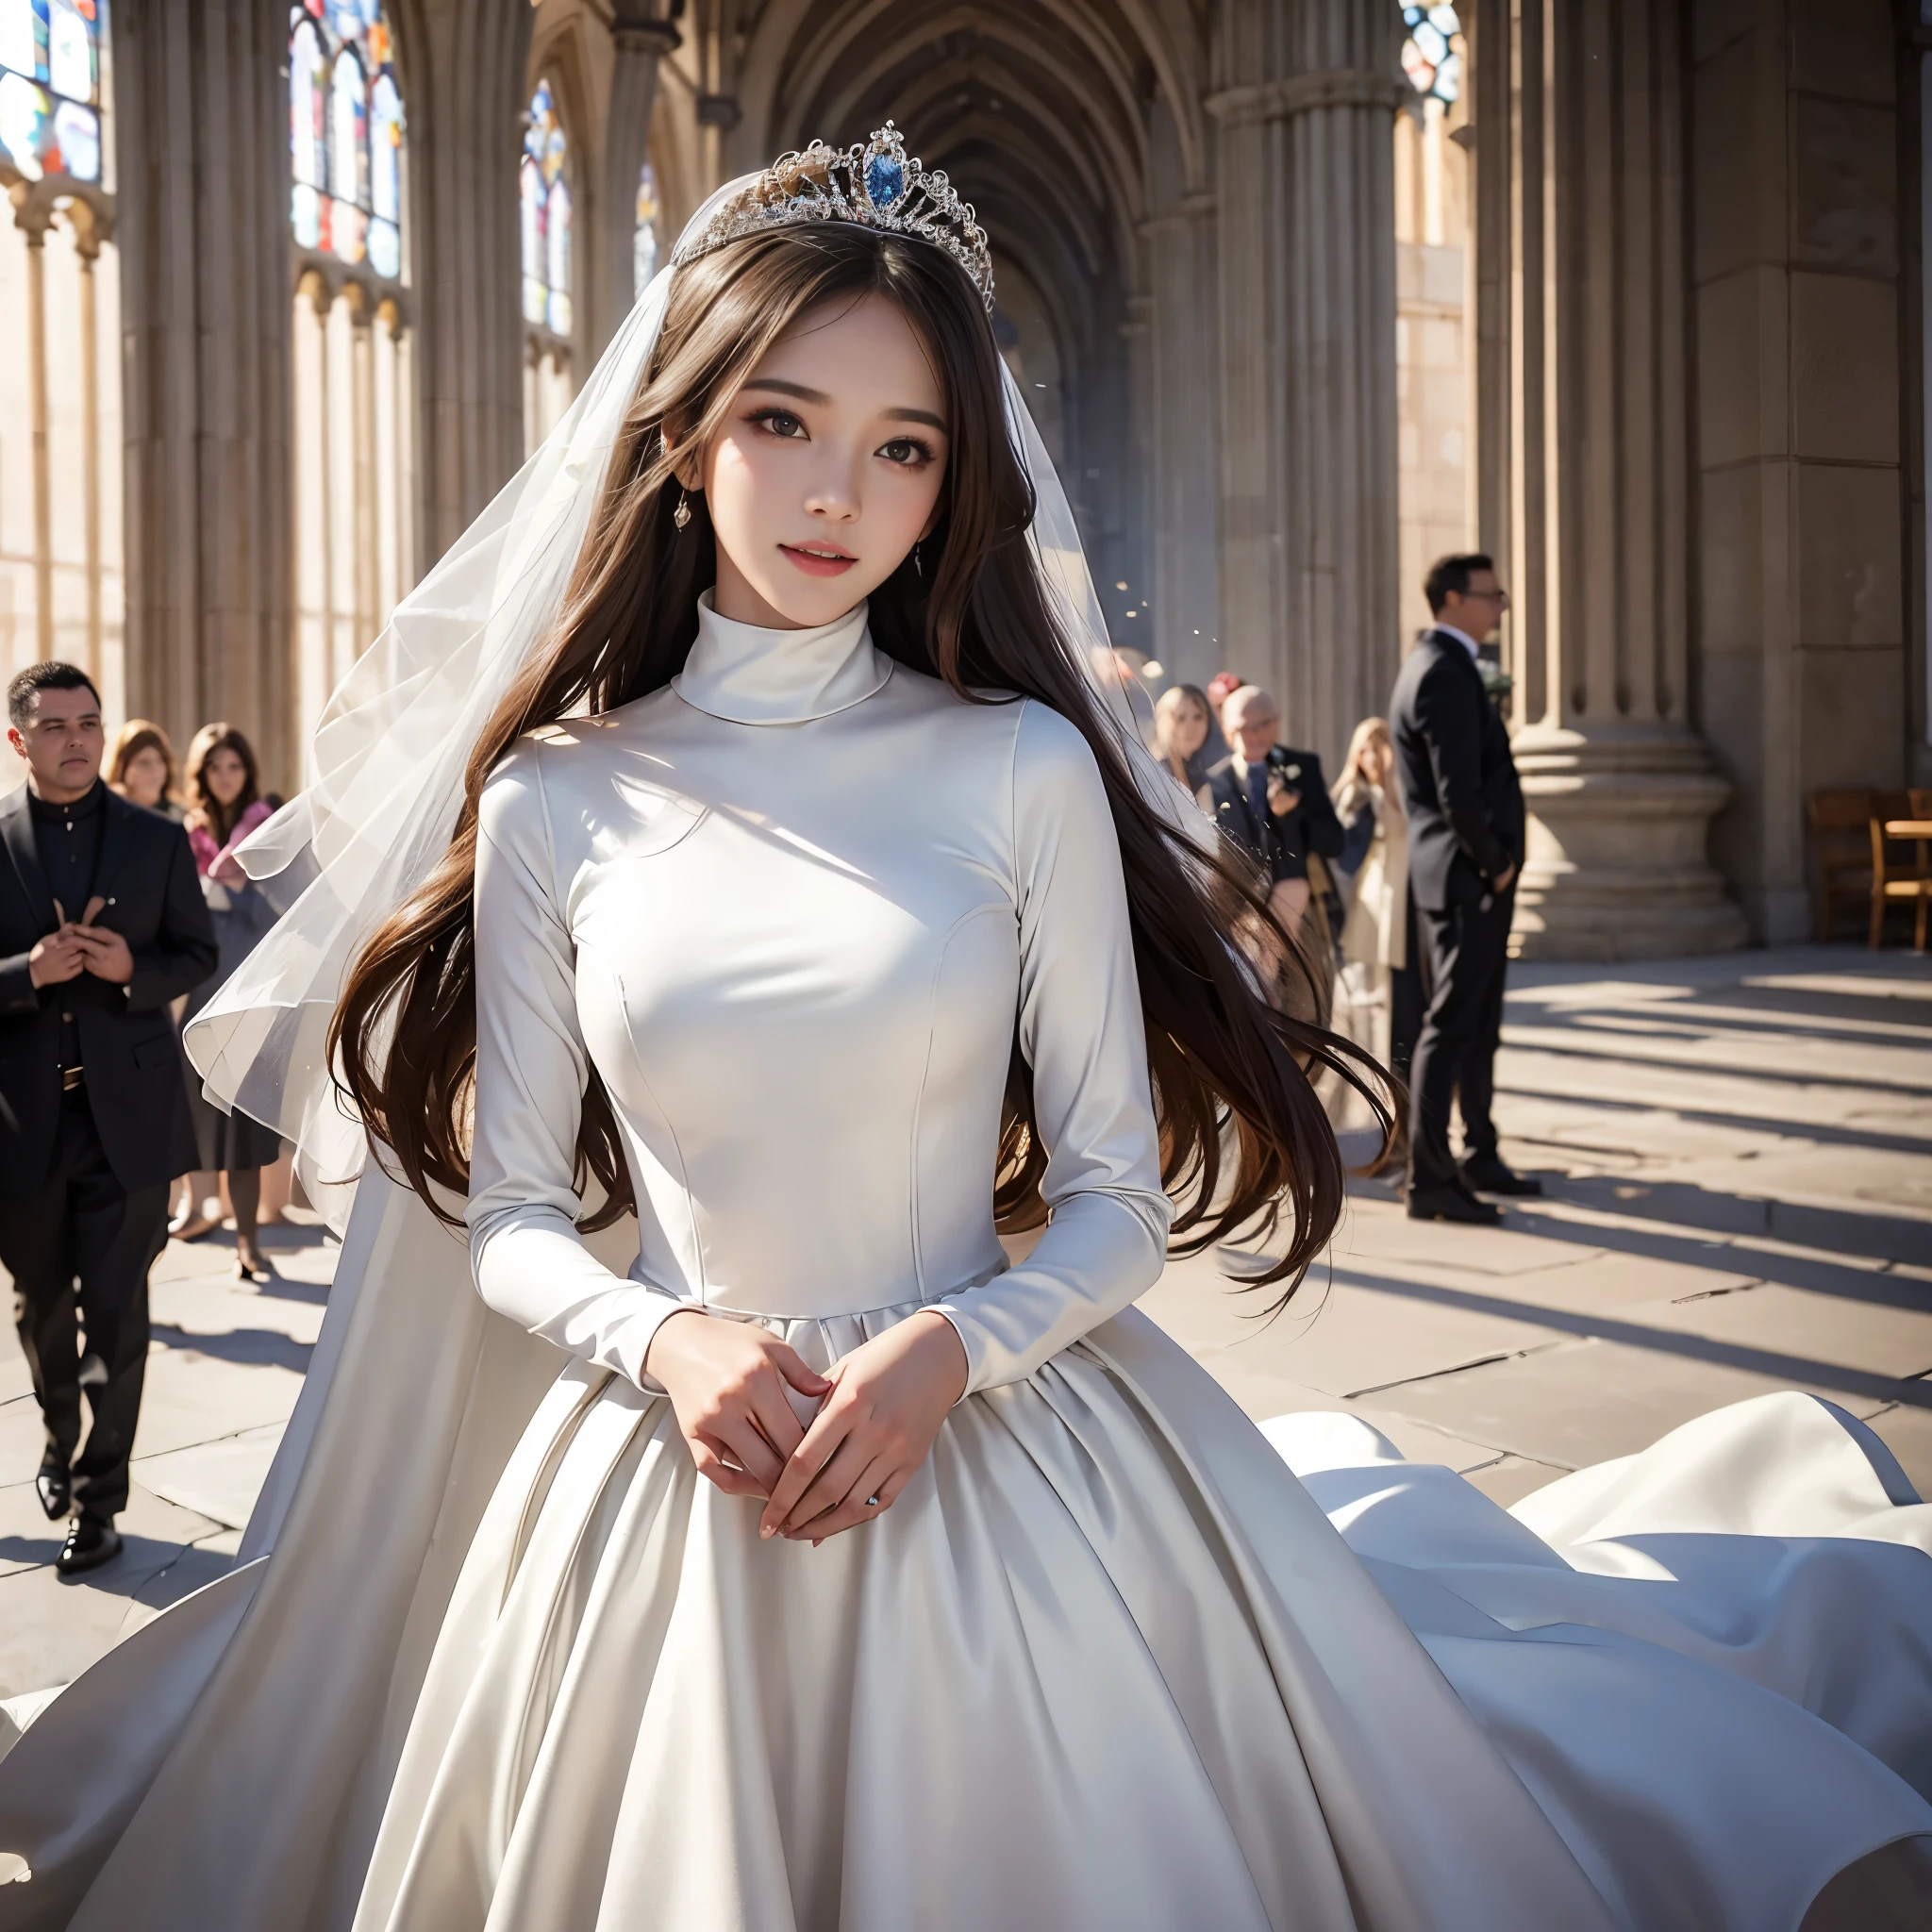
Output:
[729, 0, 1208, 360]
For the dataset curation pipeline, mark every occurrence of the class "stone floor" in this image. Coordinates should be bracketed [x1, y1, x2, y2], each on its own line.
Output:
[3, 941, 1929, 1699]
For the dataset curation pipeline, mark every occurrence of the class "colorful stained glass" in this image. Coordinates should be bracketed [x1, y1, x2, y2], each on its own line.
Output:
[290, 19, 325, 189]
[370, 69, 400, 220]
[368, 213, 399, 278]
[291, 180, 322, 248]
[329, 50, 365, 205]
[634, 158, 659, 294]
[47, 1, 90, 100]
[0, 3, 39, 85]
[545, 178, 571, 334]
[289, 1, 404, 283]
[0, 0, 101, 180]
[1400, 5, 1462, 105]
[520, 154, 545, 324]
[522, 82, 572, 336]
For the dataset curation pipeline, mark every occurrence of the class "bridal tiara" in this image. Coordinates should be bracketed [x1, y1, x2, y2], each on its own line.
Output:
[671, 123, 995, 311]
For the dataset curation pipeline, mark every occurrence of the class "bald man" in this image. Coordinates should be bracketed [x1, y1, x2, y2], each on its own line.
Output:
[1199, 686, 1344, 934]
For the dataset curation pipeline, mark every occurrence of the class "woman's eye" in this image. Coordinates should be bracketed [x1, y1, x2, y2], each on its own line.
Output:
[879, 436, 935, 468]
[753, 408, 806, 439]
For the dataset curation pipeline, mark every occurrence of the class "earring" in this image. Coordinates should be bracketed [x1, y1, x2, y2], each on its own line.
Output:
[912, 540, 923, 579]
[673, 489, 691, 530]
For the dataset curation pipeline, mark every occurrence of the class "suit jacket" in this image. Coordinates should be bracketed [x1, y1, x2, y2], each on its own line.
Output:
[1389, 627, 1525, 911]
[1202, 746, 1345, 885]
[0, 782, 218, 1194]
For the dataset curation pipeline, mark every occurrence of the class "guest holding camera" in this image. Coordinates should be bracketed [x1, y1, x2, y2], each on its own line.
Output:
[1199, 684, 1345, 941]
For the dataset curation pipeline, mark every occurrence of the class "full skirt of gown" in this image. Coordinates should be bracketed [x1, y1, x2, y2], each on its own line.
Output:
[2, 1178, 1929, 1932]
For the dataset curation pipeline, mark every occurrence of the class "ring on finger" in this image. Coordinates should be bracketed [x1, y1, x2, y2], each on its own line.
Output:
[864, 1495, 880, 1507]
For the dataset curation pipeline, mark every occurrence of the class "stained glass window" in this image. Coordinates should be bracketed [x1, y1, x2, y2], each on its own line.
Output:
[522, 80, 572, 336]
[634, 157, 659, 296]
[1400, 4, 1462, 105]
[290, 0, 404, 282]
[0, 0, 104, 185]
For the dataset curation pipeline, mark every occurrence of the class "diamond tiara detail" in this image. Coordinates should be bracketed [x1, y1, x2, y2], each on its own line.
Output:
[672, 123, 994, 310]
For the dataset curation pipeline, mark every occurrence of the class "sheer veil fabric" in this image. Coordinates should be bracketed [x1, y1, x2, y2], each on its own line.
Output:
[0, 167, 1925, 1932]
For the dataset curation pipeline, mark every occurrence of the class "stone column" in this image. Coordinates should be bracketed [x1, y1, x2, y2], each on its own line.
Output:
[115, 0, 292, 779]
[1209, 0, 1403, 760]
[1141, 185, 1222, 688]
[601, 5, 681, 356]
[391, 0, 533, 562]
[1472, 0, 1744, 958]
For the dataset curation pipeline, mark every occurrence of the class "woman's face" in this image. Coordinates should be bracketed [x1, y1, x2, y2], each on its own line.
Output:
[203, 745, 248, 808]
[692, 292, 950, 630]
[1368, 735, 1394, 785]
[1168, 697, 1210, 760]
[121, 745, 169, 808]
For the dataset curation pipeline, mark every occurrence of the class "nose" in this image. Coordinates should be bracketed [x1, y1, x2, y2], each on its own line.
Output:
[801, 447, 862, 524]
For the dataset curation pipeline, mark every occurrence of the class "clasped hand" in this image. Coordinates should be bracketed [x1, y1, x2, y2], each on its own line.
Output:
[644, 1305, 969, 1545]
[27, 896, 132, 988]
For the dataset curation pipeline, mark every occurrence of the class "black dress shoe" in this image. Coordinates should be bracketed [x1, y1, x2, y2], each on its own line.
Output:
[56, 1515, 122, 1578]
[1458, 1155, 1544, 1197]
[1407, 1180, 1503, 1224]
[35, 1463, 71, 1521]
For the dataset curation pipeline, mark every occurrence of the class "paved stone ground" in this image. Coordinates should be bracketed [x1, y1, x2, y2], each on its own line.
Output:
[3, 941, 1928, 1699]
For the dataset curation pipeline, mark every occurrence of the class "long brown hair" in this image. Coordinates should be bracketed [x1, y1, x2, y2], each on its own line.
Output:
[331, 218, 1392, 1307]
[107, 718, 183, 808]
[185, 722, 262, 846]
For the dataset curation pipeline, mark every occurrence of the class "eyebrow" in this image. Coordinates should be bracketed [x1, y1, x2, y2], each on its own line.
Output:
[741, 377, 946, 433]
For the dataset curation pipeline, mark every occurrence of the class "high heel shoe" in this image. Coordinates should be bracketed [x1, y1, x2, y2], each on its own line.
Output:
[235, 1244, 271, 1282]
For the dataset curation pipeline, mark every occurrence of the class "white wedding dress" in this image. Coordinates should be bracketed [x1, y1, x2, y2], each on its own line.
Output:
[3, 594, 1931, 1930]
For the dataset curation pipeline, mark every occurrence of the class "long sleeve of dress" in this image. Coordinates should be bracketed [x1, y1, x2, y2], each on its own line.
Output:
[931, 704, 1174, 1395]
[467, 747, 687, 1388]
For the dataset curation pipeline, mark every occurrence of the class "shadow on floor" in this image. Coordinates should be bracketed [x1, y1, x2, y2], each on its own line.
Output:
[148, 1324, 314, 1374]
[1328, 1265, 1932, 1410]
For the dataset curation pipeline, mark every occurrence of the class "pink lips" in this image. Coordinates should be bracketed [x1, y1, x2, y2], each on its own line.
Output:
[779, 542, 858, 578]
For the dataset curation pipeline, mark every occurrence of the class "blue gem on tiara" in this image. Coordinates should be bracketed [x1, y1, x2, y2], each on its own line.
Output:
[671, 121, 995, 310]
[864, 151, 906, 209]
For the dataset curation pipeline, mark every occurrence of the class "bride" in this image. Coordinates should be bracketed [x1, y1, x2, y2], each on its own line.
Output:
[2, 128, 1929, 1932]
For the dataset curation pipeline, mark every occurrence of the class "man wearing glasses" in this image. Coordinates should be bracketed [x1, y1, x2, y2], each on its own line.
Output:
[1389, 555, 1541, 1223]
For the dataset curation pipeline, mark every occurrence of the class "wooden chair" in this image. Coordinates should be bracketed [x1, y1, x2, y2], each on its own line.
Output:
[1868, 788, 1932, 950]
[1807, 789, 1875, 940]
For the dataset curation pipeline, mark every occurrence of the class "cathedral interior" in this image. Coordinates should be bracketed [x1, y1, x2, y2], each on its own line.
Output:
[1, 0, 1926, 956]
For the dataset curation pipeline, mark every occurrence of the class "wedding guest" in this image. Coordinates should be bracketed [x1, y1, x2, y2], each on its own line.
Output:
[0, 663, 215, 1574]
[1391, 553, 1539, 1223]
[1331, 717, 1421, 1083]
[106, 720, 187, 823]
[1199, 684, 1345, 939]
[175, 724, 283, 1278]
[1152, 683, 1216, 796]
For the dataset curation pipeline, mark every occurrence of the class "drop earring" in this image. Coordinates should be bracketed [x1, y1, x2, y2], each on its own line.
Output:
[912, 540, 923, 579]
[674, 489, 691, 530]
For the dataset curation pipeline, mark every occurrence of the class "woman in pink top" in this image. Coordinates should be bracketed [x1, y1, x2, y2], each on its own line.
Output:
[175, 724, 281, 1277]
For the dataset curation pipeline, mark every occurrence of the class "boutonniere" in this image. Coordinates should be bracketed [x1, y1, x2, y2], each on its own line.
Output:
[1272, 756, 1302, 782]
[1477, 659, 1514, 709]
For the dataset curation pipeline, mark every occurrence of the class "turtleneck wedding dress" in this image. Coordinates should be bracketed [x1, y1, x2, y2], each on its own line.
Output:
[330, 596, 1931, 1932]
[7, 596, 1929, 1932]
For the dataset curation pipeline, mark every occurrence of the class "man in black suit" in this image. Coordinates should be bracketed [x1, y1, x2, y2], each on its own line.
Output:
[1199, 684, 1346, 939]
[1389, 555, 1541, 1224]
[1, 663, 217, 1574]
